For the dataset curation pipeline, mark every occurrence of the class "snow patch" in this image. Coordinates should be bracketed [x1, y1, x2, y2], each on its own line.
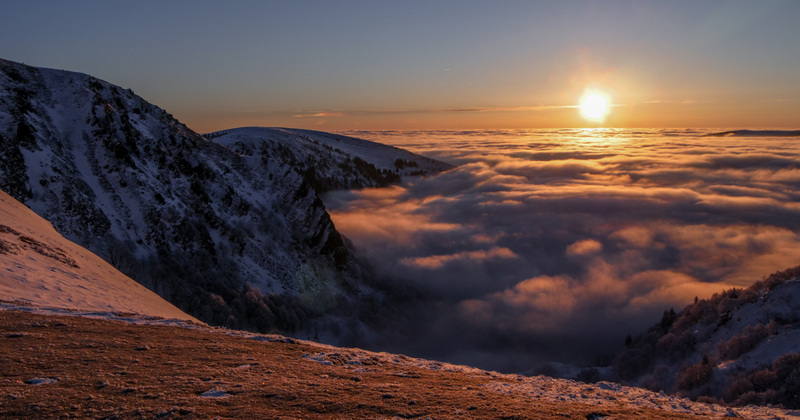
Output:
[200, 389, 231, 398]
[25, 378, 58, 385]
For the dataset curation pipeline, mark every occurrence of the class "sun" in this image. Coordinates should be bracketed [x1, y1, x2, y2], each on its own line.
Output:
[579, 91, 611, 123]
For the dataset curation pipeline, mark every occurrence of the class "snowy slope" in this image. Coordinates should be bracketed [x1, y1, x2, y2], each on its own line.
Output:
[0, 190, 196, 321]
[613, 266, 800, 407]
[211, 127, 452, 192]
[0, 58, 449, 340]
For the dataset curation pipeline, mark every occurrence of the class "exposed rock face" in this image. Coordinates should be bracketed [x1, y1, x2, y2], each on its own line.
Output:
[0, 58, 449, 341]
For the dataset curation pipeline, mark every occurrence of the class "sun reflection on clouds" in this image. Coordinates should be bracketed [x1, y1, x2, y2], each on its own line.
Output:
[327, 128, 800, 370]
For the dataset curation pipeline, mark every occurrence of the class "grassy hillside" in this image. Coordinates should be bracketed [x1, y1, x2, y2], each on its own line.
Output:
[5, 309, 791, 419]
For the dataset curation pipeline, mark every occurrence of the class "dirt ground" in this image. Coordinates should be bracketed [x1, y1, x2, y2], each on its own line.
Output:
[0, 310, 712, 419]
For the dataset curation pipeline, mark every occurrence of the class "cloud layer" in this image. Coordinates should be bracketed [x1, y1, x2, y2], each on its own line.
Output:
[326, 128, 800, 372]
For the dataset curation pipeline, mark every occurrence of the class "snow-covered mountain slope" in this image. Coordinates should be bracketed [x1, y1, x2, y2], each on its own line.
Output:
[0, 58, 449, 340]
[0, 190, 196, 321]
[613, 266, 800, 408]
[211, 127, 452, 192]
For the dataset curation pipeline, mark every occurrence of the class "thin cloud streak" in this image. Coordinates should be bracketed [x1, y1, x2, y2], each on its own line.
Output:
[292, 111, 346, 118]
[286, 104, 584, 119]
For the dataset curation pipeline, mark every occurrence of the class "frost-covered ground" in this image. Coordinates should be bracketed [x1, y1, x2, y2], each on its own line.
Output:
[2, 305, 798, 419]
[0, 190, 195, 322]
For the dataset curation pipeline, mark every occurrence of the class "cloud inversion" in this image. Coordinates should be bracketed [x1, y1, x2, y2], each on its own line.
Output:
[326, 128, 800, 372]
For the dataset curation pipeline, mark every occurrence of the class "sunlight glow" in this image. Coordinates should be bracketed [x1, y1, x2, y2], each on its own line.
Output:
[579, 91, 611, 123]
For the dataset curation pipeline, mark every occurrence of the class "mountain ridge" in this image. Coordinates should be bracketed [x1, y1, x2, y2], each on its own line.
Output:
[0, 57, 450, 342]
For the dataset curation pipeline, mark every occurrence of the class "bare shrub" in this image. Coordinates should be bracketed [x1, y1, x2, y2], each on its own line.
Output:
[675, 355, 714, 391]
[749, 367, 778, 392]
[721, 353, 800, 408]
[639, 374, 662, 392]
[717, 323, 769, 360]
[723, 376, 754, 402]
[576, 367, 600, 384]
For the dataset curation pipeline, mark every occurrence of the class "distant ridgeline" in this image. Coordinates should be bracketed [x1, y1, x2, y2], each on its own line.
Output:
[0, 58, 451, 343]
[612, 265, 800, 409]
[703, 130, 800, 137]
[207, 127, 451, 193]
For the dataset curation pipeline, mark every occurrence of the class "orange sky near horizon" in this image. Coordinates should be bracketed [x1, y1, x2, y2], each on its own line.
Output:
[181, 97, 800, 133]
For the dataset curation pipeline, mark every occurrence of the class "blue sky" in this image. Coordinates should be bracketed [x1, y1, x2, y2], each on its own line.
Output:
[2, 1, 799, 131]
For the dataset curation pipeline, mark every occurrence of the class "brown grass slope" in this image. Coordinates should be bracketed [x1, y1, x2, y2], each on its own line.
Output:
[0, 310, 707, 420]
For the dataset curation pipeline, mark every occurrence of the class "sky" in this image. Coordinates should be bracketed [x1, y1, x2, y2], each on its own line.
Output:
[2, 1, 799, 132]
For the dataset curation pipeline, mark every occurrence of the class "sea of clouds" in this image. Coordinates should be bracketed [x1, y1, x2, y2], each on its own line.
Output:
[326, 128, 800, 373]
